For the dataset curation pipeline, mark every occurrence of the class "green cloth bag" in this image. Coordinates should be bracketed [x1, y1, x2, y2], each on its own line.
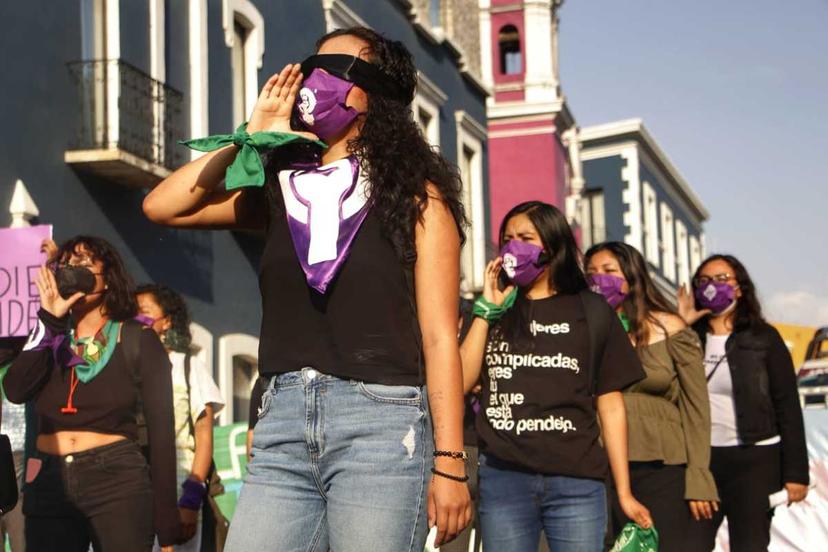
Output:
[610, 523, 659, 552]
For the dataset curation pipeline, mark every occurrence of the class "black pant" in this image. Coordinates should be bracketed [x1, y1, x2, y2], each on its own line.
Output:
[23, 439, 154, 552]
[607, 462, 705, 552]
[701, 444, 781, 552]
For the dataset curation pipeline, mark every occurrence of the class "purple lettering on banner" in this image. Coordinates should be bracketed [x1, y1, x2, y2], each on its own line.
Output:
[0, 225, 53, 337]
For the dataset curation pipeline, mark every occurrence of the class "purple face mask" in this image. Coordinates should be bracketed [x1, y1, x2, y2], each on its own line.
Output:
[589, 273, 627, 308]
[294, 69, 360, 141]
[695, 281, 736, 315]
[500, 240, 546, 287]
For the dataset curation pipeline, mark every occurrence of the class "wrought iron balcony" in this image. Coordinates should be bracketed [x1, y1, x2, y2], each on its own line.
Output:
[65, 59, 184, 187]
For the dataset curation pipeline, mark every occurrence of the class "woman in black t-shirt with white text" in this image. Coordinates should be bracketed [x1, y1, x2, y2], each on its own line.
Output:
[461, 202, 652, 552]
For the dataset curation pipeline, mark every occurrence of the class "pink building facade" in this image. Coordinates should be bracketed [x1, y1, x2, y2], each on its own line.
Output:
[479, 0, 583, 243]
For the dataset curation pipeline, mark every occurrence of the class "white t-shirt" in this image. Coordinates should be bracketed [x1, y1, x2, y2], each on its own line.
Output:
[705, 334, 780, 447]
[168, 351, 225, 481]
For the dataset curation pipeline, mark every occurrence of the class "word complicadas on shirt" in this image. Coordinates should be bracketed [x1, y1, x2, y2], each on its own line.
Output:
[485, 320, 578, 436]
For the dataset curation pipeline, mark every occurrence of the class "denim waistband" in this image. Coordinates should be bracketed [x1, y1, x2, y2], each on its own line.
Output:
[266, 367, 347, 390]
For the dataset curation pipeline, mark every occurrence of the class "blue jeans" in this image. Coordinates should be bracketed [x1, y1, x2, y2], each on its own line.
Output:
[478, 453, 607, 552]
[225, 368, 433, 552]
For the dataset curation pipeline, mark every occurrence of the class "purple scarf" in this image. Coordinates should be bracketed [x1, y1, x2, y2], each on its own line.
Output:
[278, 156, 370, 293]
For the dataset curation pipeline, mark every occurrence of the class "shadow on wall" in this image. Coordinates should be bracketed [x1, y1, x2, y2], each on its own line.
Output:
[78, 172, 215, 302]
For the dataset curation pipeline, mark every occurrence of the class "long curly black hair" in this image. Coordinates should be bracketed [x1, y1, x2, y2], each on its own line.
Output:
[55, 236, 137, 321]
[135, 283, 193, 353]
[265, 26, 467, 260]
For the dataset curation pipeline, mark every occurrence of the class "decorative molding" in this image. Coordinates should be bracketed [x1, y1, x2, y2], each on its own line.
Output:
[455, 110, 487, 295]
[417, 71, 449, 105]
[323, 0, 368, 31]
[488, 125, 557, 139]
[189, 322, 214, 380]
[189, 0, 209, 158]
[620, 147, 642, 251]
[580, 119, 709, 221]
[9, 179, 39, 228]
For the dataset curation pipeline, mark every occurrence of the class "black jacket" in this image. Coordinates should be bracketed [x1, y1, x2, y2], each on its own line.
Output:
[697, 322, 809, 485]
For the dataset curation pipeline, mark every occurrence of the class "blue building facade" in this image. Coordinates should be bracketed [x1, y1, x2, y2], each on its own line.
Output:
[578, 119, 708, 299]
[0, 0, 489, 424]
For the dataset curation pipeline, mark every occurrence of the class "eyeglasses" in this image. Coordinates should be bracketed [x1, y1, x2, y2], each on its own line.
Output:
[693, 273, 734, 287]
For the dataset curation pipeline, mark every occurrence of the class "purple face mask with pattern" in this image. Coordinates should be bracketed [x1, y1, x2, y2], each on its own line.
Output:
[294, 69, 360, 141]
[499, 240, 546, 287]
[589, 273, 628, 308]
[695, 281, 737, 315]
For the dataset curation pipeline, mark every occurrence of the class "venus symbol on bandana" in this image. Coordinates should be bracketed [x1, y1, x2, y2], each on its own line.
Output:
[278, 156, 370, 293]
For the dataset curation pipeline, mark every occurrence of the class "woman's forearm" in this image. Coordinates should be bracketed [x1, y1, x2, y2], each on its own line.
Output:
[143, 145, 239, 226]
[598, 391, 633, 496]
[190, 405, 214, 482]
[425, 340, 466, 474]
[459, 318, 488, 392]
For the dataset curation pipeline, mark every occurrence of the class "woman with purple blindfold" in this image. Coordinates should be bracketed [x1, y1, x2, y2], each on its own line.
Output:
[459, 202, 652, 552]
[585, 242, 718, 551]
[144, 27, 470, 551]
[679, 255, 809, 551]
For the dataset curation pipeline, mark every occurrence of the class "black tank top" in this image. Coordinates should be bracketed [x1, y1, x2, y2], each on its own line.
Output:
[257, 185, 423, 386]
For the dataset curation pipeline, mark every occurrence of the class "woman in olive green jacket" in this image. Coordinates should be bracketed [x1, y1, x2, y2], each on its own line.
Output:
[586, 242, 719, 551]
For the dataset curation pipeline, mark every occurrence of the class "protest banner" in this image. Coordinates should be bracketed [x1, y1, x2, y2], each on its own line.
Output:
[0, 225, 52, 337]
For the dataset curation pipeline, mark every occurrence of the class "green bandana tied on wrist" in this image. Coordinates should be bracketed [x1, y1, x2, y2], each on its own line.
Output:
[179, 123, 327, 191]
[473, 288, 518, 322]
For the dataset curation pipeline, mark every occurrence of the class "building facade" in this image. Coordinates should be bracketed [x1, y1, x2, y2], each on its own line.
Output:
[0, 0, 488, 424]
[478, 0, 583, 246]
[579, 119, 708, 298]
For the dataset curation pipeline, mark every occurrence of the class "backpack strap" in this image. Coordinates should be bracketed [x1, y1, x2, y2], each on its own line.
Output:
[579, 290, 612, 396]
[121, 321, 148, 451]
[184, 353, 197, 440]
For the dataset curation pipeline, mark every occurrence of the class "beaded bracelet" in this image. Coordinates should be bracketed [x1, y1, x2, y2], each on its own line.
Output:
[433, 450, 469, 461]
[431, 467, 470, 483]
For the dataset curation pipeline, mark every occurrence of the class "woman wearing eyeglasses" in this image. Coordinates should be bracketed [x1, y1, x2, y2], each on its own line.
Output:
[678, 254, 809, 551]
[3, 236, 179, 552]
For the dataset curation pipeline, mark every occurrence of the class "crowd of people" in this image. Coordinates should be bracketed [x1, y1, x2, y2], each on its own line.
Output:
[0, 25, 810, 552]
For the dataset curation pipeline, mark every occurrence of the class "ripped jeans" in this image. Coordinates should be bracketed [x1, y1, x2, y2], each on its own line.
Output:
[225, 368, 433, 552]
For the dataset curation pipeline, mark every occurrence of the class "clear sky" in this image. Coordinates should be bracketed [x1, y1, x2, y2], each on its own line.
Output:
[558, 0, 828, 327]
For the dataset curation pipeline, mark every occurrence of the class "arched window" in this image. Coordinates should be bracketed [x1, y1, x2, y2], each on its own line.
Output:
[498, 25, 522, 75]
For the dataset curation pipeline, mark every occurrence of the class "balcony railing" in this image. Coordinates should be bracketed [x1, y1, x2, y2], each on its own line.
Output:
[65, 59, 184, 187]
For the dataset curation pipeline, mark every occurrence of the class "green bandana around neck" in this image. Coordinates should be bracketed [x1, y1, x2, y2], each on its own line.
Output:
[179, 123, 327, 191]
[70, 320, 121, 383]
[618, 312, 631, 333]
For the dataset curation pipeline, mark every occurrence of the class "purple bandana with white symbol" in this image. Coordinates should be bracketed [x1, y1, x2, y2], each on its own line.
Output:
[278, 155, 369, 293]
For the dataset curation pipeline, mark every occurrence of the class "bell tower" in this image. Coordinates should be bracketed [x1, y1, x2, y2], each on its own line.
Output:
[480, 0, 582, 242]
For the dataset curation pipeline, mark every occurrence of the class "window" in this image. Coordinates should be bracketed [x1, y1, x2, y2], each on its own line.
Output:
[412, 72, 446, 147]
[217, 333, 259, 425]
[689, 235, 702, 276]
[429, 0, 441, 27]
[498, 25, 521, 75]
[231, 21, 247, 128]
[456, 111, 487, 296]
[232, 355, 257, 425]
[660, 202, 675, 282]
[642, 182, 659, 267]
[579, 189, 606, 249]
[676, 220, 690, 287]
[223, 0, 264, 129]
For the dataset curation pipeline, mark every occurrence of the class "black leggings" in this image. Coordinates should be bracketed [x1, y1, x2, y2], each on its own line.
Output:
[701, 444, 781, 552]
[23, 440, 154, 552]
[608, 462, 705, 552]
